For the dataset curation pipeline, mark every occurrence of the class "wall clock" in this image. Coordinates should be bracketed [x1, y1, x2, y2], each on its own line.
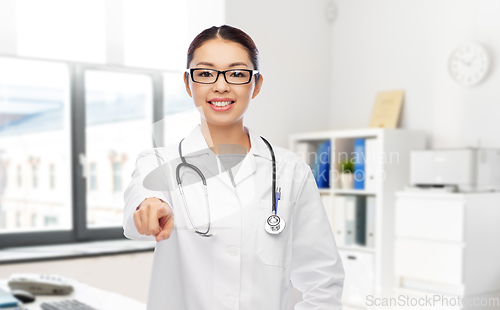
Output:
[448, 43, 491, 86]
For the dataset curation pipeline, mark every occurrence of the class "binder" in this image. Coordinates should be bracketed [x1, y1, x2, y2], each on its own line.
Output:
[333, 195, 346, 246]
[313, 142, 324, 186]
[364, 138, 377, 192]
[345, 195, 356, 245]
[353, 138, 366, 190]
[317, 140, 331, 188]
[355, 196, 366, 245]
[366, 196, 376, 248]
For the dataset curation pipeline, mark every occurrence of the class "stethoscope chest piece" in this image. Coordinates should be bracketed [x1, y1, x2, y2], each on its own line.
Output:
[265, 214, 286, 234]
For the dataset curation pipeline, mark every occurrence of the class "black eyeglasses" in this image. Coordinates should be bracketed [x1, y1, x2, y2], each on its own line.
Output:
[185, 68, 259, 85]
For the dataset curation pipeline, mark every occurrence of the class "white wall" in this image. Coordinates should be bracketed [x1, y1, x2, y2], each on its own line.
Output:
[330, 0, 500, 149]
[225, 0, 334, 148]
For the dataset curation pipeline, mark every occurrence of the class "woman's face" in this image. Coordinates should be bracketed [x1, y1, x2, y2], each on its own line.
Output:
[184, 38, 263, 127]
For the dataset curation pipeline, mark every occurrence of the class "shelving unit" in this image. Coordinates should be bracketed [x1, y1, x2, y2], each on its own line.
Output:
[289, 128, 426, 310]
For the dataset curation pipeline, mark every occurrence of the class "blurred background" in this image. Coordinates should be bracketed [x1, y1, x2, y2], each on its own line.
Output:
[1, 0, 500, 309]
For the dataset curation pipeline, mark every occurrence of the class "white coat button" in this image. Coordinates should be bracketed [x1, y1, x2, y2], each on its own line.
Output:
[225, 296, 236, 305]
[227, 247, 239, 256]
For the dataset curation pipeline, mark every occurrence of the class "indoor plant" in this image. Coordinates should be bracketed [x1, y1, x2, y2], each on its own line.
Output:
[339, 158, 354, 189]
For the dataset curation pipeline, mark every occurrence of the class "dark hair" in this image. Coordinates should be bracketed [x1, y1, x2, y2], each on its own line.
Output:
[186, 25, 260, 80]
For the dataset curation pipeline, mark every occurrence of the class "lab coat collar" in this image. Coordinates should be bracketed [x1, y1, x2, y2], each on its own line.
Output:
[179, 124, 272, 191]
[181, 124, 272, 162]
[247, 126, 273, 162]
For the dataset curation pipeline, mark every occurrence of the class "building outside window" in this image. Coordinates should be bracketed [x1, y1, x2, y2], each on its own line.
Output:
[0, 57, 72, 233]
[17, 165, 22, 188]
[0, 161, 6, 191]
[50, 163, 55, 189]
[44, 216, 58, 227]
[16, 211, 21, 228]
[31, 213, 37, 227]
[32, 164, 38, 188]
[112, 162, 121, 193]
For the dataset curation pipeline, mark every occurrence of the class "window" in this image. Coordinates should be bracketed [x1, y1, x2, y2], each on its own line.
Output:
[89, 163, 97, 191]
[0, 57, 72, 236]
[16, 212, 21, 228]
[0, 59, 169, 247]
[17, 165, 21, 188]
[0, 160, 6, 191]
[84, 70, 153, 229]
[49, 163, 55, 189]
[113, 162, 122, 193]
[31, 213, 36, 227]
[32, 164, 38, 188]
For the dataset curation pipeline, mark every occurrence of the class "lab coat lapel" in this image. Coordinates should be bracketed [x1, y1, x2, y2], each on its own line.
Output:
[233, 126, 272, 186]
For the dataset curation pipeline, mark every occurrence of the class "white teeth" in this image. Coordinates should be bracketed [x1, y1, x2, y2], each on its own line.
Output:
[210, 101, 233, 107]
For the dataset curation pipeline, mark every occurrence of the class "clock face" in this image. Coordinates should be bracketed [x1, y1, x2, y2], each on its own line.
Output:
[449, 44, 490, 86]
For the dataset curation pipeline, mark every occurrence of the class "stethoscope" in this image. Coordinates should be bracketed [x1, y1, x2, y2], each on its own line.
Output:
[175, 136, 285, 237]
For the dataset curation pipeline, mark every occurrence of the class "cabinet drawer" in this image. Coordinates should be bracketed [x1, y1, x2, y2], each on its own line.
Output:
[395, 198, 464, 242]
[339, 250, 374, 308]
[395, 239, 463, 285]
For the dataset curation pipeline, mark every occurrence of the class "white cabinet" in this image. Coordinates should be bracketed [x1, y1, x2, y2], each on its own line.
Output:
[394, 192, 500, 305]
[339, 250, 375, 308]
[289, 128, 426, 309]
[395, 239, 463, 285]
[395, 198, 465, 242]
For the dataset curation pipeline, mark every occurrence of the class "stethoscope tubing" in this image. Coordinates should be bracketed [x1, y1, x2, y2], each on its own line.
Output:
[176, 135, 278, 237]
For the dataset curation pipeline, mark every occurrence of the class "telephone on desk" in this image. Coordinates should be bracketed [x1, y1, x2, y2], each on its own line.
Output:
[1, 274, 99, 310]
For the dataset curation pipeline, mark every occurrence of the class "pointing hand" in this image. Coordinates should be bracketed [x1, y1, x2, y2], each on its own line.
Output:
[134, 197, 174, 242]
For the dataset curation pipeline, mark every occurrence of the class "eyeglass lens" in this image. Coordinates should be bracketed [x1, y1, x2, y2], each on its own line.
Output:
[192, 69, 251, 84]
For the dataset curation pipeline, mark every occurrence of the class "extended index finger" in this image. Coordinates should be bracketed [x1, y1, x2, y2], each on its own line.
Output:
[133, 211, 144, 234]
[149, 204, 163, 236]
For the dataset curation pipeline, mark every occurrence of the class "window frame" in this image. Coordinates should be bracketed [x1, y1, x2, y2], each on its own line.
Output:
[0, 57, 168, 249]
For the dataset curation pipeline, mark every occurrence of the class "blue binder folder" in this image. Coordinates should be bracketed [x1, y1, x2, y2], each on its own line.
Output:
[312, 142, 323, 185]
[317, 140, 331, 188]
[353, 138, 365, 190]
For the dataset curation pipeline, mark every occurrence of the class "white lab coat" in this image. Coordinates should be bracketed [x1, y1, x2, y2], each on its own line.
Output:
[123, 124, 345, 310]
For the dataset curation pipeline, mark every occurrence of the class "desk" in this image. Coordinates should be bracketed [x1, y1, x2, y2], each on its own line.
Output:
[0, 240, 155, 303]
[0, 280, 146, 310]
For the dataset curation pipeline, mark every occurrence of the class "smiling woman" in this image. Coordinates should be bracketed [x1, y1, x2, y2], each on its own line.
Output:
[182, 26, 264, 154]
[123, 24, 345, 310]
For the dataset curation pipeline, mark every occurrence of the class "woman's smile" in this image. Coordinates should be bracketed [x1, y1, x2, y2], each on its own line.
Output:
[207, 97, 235, 111]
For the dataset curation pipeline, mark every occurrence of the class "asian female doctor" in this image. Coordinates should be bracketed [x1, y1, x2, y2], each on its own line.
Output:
[123, 25, 345, 310]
